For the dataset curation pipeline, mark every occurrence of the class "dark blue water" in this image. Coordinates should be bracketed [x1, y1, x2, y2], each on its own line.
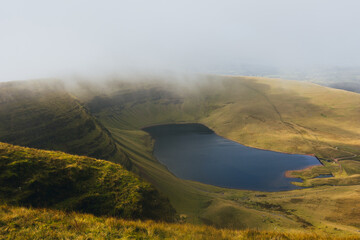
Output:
[143, 124, 321, 191]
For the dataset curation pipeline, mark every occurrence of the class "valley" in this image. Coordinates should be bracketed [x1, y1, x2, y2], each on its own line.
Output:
[82, 75, 360, 234]
[2, 1, 360, 238]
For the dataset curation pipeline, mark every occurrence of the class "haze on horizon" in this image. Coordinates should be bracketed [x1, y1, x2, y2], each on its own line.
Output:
[1, 0, 360, 82]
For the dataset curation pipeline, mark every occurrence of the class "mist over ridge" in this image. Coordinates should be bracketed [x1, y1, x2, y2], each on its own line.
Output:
[1, 0, 360, 82]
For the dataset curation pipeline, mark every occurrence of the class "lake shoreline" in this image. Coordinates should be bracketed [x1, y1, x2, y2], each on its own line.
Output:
[141, 122, 318, 157]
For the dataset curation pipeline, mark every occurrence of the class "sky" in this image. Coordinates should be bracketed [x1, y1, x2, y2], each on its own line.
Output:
[1, 0, 360, 81]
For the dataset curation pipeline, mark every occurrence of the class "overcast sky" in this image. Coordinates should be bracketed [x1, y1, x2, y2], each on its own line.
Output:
[1, 0, 360, 81]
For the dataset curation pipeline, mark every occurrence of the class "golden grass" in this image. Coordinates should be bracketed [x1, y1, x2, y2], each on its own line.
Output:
[0, 204, 357, 240]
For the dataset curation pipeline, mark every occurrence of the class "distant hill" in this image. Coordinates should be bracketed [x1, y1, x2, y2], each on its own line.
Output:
[0, 79, 131, 169]
[0, 142, 175, 221]
[329, 82, 360, 94]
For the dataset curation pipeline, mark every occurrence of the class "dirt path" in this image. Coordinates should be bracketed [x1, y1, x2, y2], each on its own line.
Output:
[241, 83, 319, 153]
[333, 154, 358, 173]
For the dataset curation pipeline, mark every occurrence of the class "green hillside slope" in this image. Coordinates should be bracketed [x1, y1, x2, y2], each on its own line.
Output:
[0, 80, 131, 168]
[0, 142, 175, 221]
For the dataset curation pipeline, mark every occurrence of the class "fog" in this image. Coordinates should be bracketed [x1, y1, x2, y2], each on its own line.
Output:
[1, 0, 360, 82]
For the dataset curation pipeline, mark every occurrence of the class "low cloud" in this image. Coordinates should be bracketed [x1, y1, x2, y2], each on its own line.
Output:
[1, 0, 360, 81]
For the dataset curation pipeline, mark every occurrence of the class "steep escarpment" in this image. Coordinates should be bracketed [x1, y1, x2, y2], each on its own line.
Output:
[0, 80, 131, 168]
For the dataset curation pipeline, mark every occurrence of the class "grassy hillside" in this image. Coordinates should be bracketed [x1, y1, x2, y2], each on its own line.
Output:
[80, 76, 360, 234]
[1, 205, 358, 240]
[0, 79, 131, 168]
[0, 142, 175, 221]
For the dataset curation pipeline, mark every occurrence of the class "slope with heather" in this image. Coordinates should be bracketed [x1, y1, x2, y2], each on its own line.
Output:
[0, 142, 175, 221]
